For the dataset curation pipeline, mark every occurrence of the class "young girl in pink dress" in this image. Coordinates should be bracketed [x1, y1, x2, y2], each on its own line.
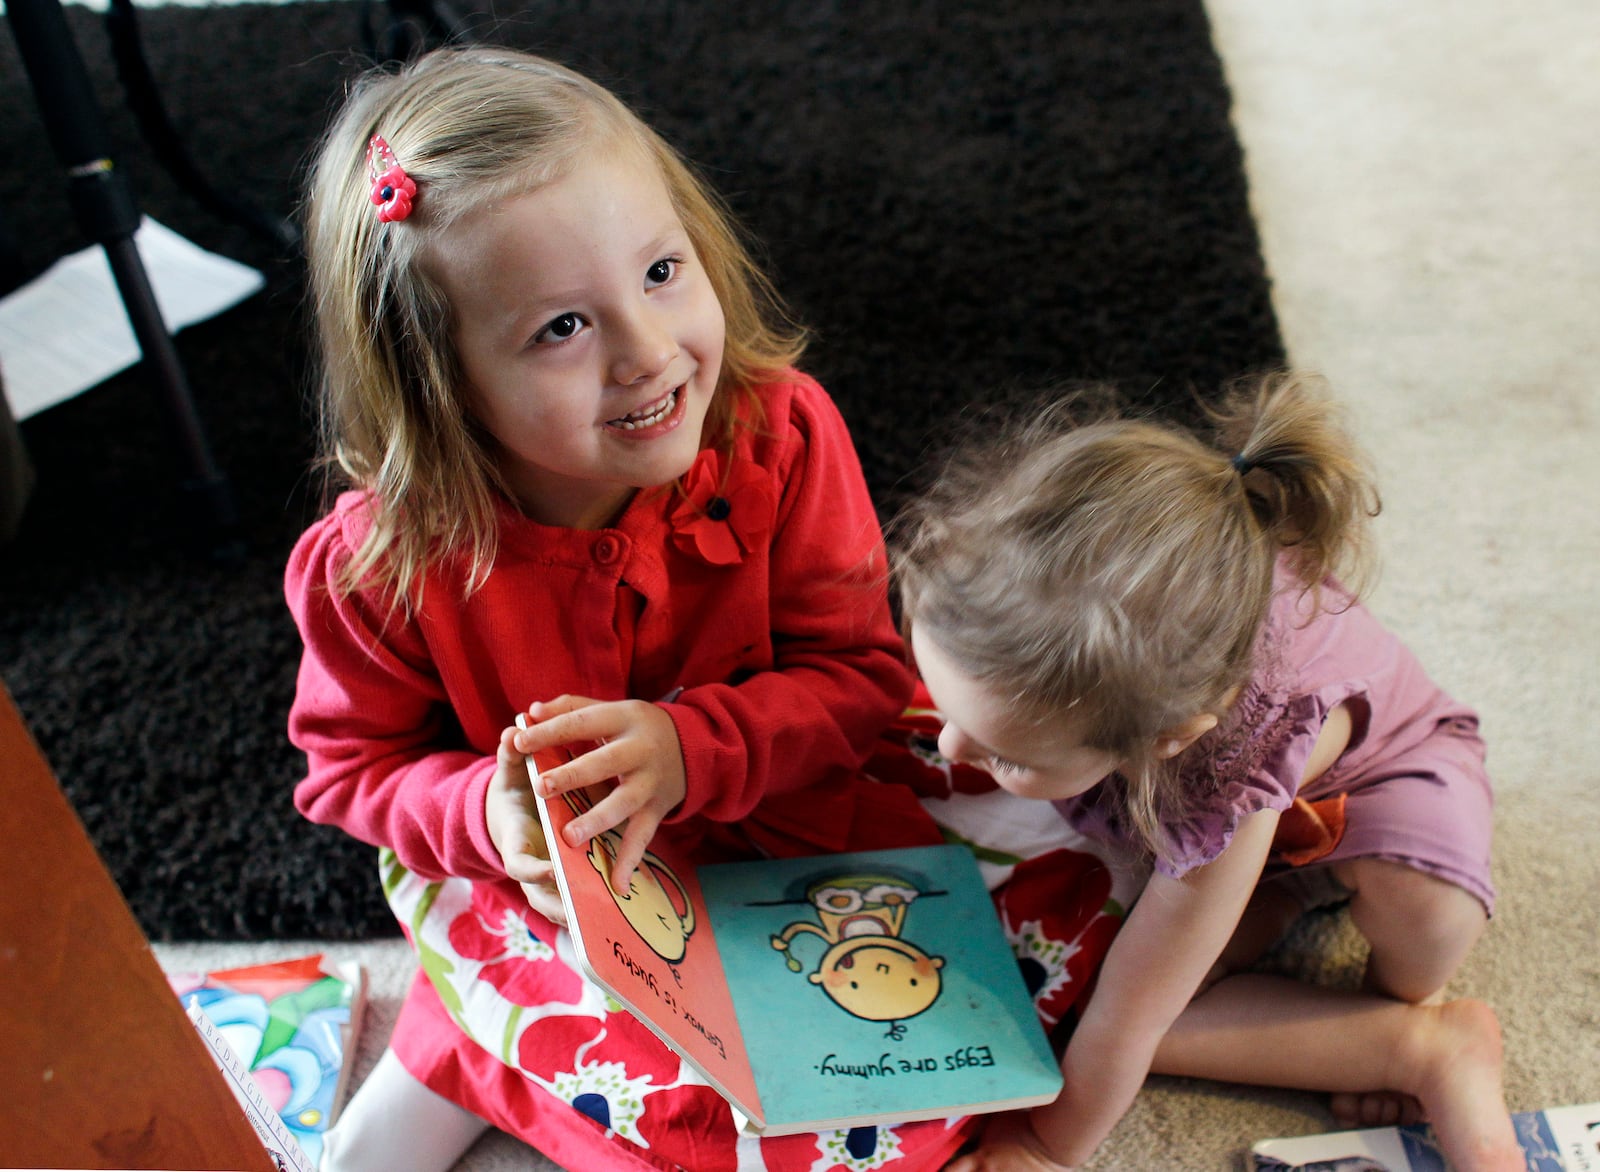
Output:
[285, 45, 1121, 1172]
[894, 372, 1523, 1172]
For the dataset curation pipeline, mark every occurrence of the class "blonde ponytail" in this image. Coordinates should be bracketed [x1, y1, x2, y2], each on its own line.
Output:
[1210, 370, 1381, 603]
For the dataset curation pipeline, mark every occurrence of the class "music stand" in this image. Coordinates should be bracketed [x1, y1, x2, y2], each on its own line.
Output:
[5, 0, 239, 545]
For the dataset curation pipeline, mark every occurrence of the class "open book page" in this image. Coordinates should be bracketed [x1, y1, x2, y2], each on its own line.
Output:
[532, 765, 764, 1122]
[699, 844, 1062, 1134]
[529, 733, 1061, 1135]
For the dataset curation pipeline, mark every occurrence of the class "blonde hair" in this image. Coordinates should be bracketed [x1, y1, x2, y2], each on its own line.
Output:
[893, 371, 1381, 858]
[303, 47, 805, 604]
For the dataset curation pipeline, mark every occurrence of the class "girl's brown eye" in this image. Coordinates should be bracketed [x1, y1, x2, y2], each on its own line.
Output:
[536, 312, 582, 344]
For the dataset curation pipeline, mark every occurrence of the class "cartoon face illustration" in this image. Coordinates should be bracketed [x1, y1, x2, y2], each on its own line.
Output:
[586, 826, 696, 964]
[770, 873, 945, 1035]
[810, 935, 944, 1023]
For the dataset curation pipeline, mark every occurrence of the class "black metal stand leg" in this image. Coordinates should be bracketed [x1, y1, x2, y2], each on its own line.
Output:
[5, 0, 239, 544]
[104, 0, 298, 255]
[100, 235, 238, 533]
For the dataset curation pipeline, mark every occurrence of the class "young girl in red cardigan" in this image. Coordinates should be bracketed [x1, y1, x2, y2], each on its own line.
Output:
[286, 45, 1122, 1172]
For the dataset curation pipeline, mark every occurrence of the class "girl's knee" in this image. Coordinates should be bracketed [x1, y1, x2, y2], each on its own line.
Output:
[1353, 859, 1485, 928]
[1338, 859, 1487, 998]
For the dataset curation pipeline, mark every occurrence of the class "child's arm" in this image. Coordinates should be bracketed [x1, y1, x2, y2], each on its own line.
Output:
[286, 518, 512, 886]
[950, 808, 1282, 1172]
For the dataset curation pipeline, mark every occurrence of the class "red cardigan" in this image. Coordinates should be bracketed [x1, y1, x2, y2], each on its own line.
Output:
[286, 370, 919, 885]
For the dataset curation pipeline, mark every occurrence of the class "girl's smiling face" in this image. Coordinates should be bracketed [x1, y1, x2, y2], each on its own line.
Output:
[910, 625, 1123, 803]
[430, 144, 726, 529]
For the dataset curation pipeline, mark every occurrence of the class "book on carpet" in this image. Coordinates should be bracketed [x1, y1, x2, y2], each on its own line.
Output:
[1250, 1100, 1600, 1171]
[186, 1000, 317, 1172]
[168, 953, 367, 1168]
[522, 737, 1062, 1137]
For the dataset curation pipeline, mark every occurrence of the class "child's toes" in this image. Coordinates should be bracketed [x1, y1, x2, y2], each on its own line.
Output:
[1331, 1090, 1425, 1129]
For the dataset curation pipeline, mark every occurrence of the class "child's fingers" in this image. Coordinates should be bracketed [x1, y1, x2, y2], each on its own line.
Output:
[488, 726, 552, 871]
[562, 778, 646, 848]
[498, 723, 526, 763]
[527, 693, 579, 714]
[606, 806, 666, 897]
[490, 806, 551, 878]
[503, 849, 555, 886]
[512, 699, 674, 797]
[513, 698, 614, 765]
[518, 880, 567, 926]
[533, 737, 630, 799]
[511, 812, 550, 856]
[521, 694, 604, 733]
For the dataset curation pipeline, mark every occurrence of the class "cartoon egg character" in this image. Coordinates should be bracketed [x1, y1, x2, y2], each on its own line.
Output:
[587, 830, 695, 964]
[771, 875, 945, 1031]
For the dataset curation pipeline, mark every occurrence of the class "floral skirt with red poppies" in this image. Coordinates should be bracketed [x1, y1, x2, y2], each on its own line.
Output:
[380, 693, 1143, 1172]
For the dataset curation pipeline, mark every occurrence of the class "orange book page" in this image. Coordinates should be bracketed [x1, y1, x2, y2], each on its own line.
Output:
[532, 756, 764, 1124]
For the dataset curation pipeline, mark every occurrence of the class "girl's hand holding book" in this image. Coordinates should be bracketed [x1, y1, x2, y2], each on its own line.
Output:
[488, 724, 566, 924]
[513, 695, 688, 897]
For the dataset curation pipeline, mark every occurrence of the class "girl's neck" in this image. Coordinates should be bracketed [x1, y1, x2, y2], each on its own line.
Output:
[512, 482, 637, 530]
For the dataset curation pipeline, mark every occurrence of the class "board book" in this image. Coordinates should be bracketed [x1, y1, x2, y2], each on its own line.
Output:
[522, 743, 1062, 1136]
[167, 953, 367, 1168]
[185, 1000, 317, 1172]
[1251, 1100, 1600, 1171]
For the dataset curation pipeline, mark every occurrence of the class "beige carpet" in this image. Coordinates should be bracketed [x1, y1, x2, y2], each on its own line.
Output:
[156, 0, 1600, 1167]
[1107, 0, 1600, 1166]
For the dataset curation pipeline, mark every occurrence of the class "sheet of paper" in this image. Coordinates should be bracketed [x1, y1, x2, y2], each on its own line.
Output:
[0, 217, 264, 420]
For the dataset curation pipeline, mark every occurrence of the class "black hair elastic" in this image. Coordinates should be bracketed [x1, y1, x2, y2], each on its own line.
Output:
[1230, 453, 1255, 475]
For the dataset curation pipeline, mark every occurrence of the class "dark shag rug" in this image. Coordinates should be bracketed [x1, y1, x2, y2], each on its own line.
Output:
[0, 0, 1282, 940]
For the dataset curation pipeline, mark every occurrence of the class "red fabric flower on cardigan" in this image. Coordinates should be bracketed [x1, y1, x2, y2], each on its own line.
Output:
[669, 448, 775, 566]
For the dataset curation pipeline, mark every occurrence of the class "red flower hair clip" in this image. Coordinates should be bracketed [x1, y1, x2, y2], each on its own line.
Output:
[368, 134, 416, 223]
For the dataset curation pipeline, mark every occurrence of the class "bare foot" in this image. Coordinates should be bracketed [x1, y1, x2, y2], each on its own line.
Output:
[1329, 1089, 1425, 1129]
[1392, 998, 1522, 1172]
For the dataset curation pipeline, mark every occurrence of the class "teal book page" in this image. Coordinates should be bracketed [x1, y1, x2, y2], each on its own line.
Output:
[697, 844, 1061, 1133]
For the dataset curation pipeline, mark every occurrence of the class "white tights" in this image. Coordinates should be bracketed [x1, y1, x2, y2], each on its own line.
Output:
[320, 1048, 491, 1172]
